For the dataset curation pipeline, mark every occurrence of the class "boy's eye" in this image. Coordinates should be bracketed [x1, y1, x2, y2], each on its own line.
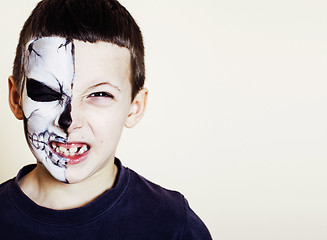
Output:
[89, 92, 114, 99]
[26, 78, 62, 102]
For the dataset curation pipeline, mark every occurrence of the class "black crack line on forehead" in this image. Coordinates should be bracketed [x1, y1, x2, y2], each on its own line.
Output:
[57, 38, 75, 90]
[57, 38, 75, 73]
[58, 38, 73, 50]
[69, 39, 75, 88]
[71, 39, 75, 72]
[23, 38, 44, 98]
[23, 38, 43, 96]
[28, 40, 41, 57]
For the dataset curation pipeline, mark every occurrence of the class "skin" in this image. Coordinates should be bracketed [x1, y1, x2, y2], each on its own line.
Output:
[22, 37, 75, 182]
[8, 37, 148, 209]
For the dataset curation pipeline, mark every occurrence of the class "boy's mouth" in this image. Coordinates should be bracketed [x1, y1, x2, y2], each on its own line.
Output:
[49, 141, 90, 163]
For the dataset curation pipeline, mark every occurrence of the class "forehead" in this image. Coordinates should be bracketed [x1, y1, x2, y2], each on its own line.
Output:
[24, 37, 131, 89]
[24, 37, 74, 89]
[73, 40, 131, 88]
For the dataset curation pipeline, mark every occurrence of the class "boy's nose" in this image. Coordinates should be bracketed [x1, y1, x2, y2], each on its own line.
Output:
[58, 102, 72, 132]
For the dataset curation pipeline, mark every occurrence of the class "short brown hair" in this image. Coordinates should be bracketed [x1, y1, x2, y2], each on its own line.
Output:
[13, 0, 145, 100]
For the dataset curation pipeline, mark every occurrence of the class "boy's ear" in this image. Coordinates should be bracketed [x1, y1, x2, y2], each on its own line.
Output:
[125, 88, 148, 128]
[8, 76, 23, 120]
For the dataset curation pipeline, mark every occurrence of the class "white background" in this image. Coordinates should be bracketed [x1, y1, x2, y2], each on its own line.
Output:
[1, 0, 327, 239]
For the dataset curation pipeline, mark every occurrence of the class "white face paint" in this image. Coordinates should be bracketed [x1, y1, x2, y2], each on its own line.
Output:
[21, 37, 75, 182]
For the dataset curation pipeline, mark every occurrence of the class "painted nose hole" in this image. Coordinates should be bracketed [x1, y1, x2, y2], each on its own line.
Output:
[58, 103, 72, 132]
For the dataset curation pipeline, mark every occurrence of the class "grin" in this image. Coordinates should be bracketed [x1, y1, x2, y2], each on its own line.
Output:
[50, 141, 90, 163]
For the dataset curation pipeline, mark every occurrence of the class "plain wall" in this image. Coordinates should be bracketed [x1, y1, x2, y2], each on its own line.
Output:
[1, 0, 327, 239]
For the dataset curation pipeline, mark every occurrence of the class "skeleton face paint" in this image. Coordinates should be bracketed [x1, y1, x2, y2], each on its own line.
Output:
[20, 38, 136, 185]
[21, 37, 75, 182]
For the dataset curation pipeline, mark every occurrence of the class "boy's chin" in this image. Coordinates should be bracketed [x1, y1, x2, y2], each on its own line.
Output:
[63, 167, 90, 184]
[30, 143, 68, 183]
[36, 157, 68, 183]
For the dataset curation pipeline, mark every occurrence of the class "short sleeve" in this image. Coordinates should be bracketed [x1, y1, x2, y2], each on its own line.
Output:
[181, 197, 212, 240]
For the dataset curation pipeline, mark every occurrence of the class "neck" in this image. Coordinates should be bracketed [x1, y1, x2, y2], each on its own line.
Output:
[18, 160, 118, 210]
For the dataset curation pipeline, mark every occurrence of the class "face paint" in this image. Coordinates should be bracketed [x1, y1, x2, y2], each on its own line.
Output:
[21, 37, 75, 183]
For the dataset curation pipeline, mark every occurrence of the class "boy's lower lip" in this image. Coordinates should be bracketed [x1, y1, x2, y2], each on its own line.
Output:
[49, 141, 90, 164]
[65, 154, 89, 165]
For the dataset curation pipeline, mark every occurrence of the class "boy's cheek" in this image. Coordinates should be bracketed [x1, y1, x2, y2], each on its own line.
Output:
[22, 99, 58, 119]
[21, 100, 68, 137]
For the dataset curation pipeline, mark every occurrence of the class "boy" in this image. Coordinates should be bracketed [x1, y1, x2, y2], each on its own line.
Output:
[0, 0, 212, 239]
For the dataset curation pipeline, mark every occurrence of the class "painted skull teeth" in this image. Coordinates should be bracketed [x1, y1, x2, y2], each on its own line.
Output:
[50, 142, 90, 157]
[29, 131, 65, 150]
[22, 37, 76, 182]
[27, 130, 68, 168]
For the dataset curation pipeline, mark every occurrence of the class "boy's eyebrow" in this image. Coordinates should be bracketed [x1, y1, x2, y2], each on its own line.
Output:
[88, 82, 121, 92]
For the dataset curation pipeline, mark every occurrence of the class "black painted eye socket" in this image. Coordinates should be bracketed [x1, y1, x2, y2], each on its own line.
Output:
[26, 78, 62, 102]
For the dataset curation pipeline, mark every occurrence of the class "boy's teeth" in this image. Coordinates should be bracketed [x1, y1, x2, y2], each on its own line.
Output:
[59, 146, 66, 152]
[69, 147, 78, 153]
[78, 145, 88, 154]
[79, 148, 86, 154]
[51, 143, 89, 156]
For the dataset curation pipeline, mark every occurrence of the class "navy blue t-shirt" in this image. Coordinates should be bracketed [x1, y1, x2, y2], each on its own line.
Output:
[0, 159, 212, 239]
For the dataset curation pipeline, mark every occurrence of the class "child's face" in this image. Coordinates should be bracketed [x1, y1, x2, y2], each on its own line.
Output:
[20, 37, 138, 183]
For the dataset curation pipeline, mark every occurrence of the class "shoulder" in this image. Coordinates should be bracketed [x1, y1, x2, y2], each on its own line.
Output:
[124, 168, 212, 239]
[0, 178, 17, 223]
[127, 167, 184, 206]
[0, 178, 14, 196]
[182, 198, 213, 239]
[0, 165, 34, 199]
